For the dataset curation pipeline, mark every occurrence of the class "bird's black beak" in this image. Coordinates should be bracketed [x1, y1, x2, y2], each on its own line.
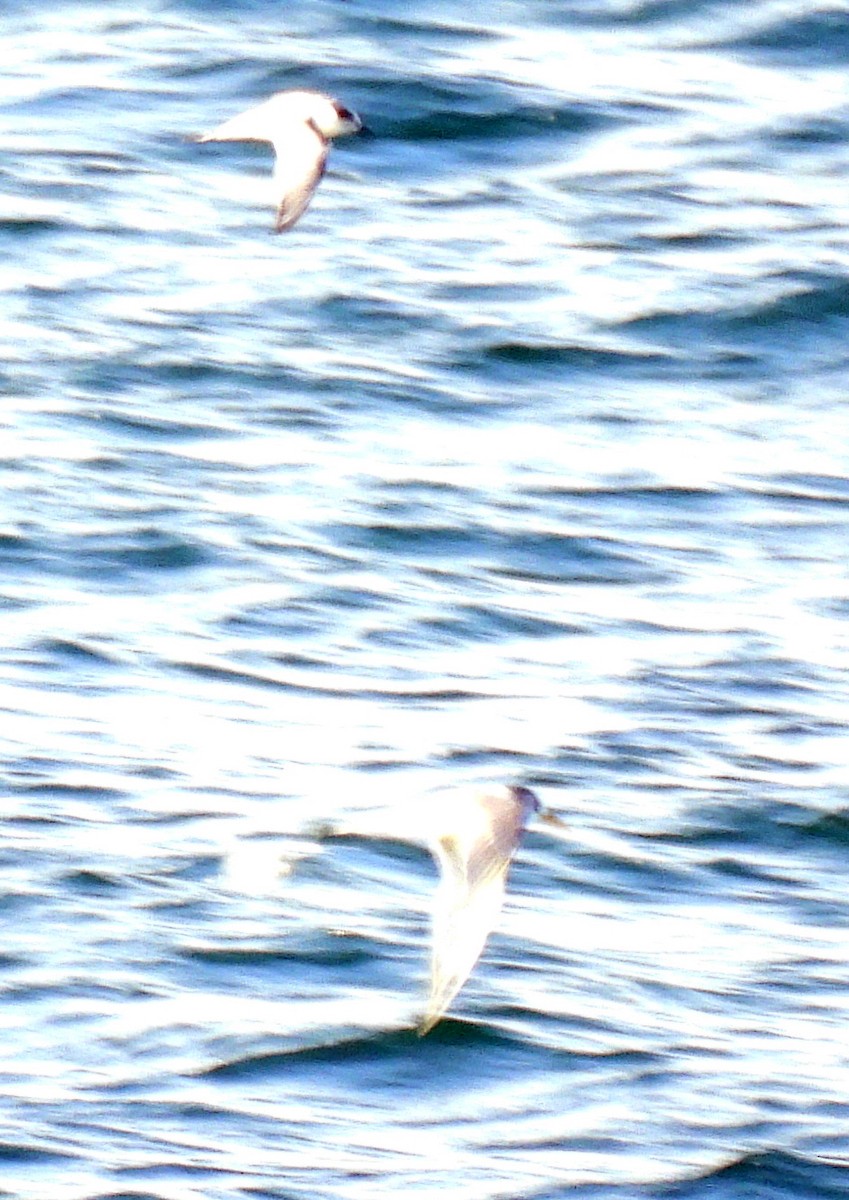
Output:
[357, 124, 375, 139]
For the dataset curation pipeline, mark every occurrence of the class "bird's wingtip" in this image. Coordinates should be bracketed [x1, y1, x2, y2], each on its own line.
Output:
[417, 1012, 440, 1037]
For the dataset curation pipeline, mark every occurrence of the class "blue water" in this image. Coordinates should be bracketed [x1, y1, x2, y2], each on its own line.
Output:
[3, 1, 849, 1197]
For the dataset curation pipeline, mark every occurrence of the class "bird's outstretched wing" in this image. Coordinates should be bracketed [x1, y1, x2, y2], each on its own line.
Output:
[273, 121, 328, 233]
[420, 836, 511, 1035]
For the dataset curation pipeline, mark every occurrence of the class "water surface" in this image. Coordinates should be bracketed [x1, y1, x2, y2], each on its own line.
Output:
[2, 2, 849, 1197]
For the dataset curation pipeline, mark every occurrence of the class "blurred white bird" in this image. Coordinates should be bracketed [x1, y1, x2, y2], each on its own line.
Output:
[419, 785, 543, 1035]
[195, 89, 364, 232]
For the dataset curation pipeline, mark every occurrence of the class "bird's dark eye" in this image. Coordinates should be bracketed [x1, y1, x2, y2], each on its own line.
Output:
[335, 105, 354, 121]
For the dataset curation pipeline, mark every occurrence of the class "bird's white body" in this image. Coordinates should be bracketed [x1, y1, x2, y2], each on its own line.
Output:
[420, 785, 540, 1034]
[196, 90, 363, 232]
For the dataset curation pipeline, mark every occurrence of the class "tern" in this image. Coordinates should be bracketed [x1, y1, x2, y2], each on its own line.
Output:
[195, 89, 364, 232]
[302, 784, 560, 1033]
[419, 785, 546, 1035]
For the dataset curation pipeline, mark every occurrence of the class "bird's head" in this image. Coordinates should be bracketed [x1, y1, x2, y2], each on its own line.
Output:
[288, 91, 363, 140]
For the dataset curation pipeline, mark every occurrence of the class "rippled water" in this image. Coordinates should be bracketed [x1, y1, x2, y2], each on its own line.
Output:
[3, 2, 849, 1198]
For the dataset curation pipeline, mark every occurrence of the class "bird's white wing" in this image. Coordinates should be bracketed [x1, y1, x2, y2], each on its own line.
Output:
[272, 121, 328, 233]
[420, 830, 511, 1035]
